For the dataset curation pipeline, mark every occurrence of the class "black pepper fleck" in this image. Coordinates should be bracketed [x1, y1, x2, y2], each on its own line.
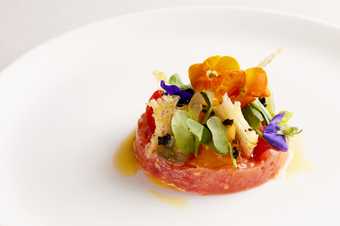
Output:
[232, 147, 239, 159]
[223, 119, 234, 126]
[259, 97, 267, 107]
[158, 134, 172, 145]
[176, 102, 185, 107]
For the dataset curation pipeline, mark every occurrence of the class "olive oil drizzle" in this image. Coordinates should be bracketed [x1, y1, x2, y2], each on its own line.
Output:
[113, 131, 139, 176]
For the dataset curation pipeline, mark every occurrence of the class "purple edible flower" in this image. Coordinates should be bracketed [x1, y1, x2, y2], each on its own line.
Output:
[160, 80, 193, 105]
[160, 80, 181, 95]
[263, 112, 288, 151]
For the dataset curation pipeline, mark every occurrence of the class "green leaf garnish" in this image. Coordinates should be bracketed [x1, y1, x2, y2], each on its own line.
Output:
[206, 116, 232, 155]
[275, 111, 302, 137]
[250, 99, 272, 125]
[186, 119, 211, 156]
[168, 74, 191, 89]
[242, 105, 264, 130]
[188, 92, 205, 121]
[193, 136, 200, 156]
[157, 145, 190, 162]
[278, 111, 293, 127]
[201, 91, 214, 123]
[171, 110, 195, 154]
[281, 127, 302, 137]
[265, 96, 276, 117]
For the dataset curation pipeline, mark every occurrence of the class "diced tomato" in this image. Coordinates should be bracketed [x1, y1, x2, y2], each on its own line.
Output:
[253, 137, 272, 161]
[144, 106, 156, 141]
[142, 90, 164, 141]
[135, 113, 287, 195]
[149, 90, 164, 100]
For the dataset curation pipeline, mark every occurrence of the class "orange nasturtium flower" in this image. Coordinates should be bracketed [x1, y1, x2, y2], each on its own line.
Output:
[235, 67, 271, 105]
[188, 55, 270, 106]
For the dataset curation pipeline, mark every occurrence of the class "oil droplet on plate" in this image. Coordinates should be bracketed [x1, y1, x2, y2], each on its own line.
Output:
[149, 190, 187, 207]
[147, 175, 187, 207]
[286, 135, 313, 177]
[113, 131, 139, 176]
[147, 175, 179, 190]
[113, 131, 188, 207]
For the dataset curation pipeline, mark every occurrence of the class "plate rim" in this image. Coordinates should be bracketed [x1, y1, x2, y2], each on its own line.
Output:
[0, 5, 338, 225]
[1, 5, 340, 76]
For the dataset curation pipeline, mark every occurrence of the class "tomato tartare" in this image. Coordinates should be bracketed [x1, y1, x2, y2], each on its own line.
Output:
[134, 55, 301, 195]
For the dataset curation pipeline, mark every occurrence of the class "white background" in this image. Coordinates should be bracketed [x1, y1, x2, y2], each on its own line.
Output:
[1, 0, 340, 70]
[0, 3, 339, 226]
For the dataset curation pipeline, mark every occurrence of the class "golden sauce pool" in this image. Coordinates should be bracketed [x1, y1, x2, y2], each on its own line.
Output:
[114, 131, 309, 205]
[113, 132, 188, 207]
[286, 135, 313, 177]
[114, 131, 311, 178]
[113, 131, 139, 176]
[147, 175, 179, 190]
[112, 131, 182, 190]
[148, 190, 187, 207]
[147, 175, 188, 207]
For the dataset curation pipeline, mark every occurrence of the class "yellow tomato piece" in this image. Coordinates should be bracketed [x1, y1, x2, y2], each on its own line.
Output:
[226, 124, 236, 142]
[189, 145, 232, 169]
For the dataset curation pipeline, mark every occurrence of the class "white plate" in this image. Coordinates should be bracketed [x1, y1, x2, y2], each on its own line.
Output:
[0, 7, 339, 226]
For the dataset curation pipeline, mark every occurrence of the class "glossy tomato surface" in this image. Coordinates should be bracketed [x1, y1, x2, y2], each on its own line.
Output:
[134, 112, 287, 195]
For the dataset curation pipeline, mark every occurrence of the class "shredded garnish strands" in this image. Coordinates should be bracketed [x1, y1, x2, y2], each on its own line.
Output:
[146, 53, 299, 159]
[153, 70, 167, 82]
[214, 95, 258, 156]
[258, 48, 283, 67]
[146, 95, 179, 156]
[149, 95, 179, 137]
